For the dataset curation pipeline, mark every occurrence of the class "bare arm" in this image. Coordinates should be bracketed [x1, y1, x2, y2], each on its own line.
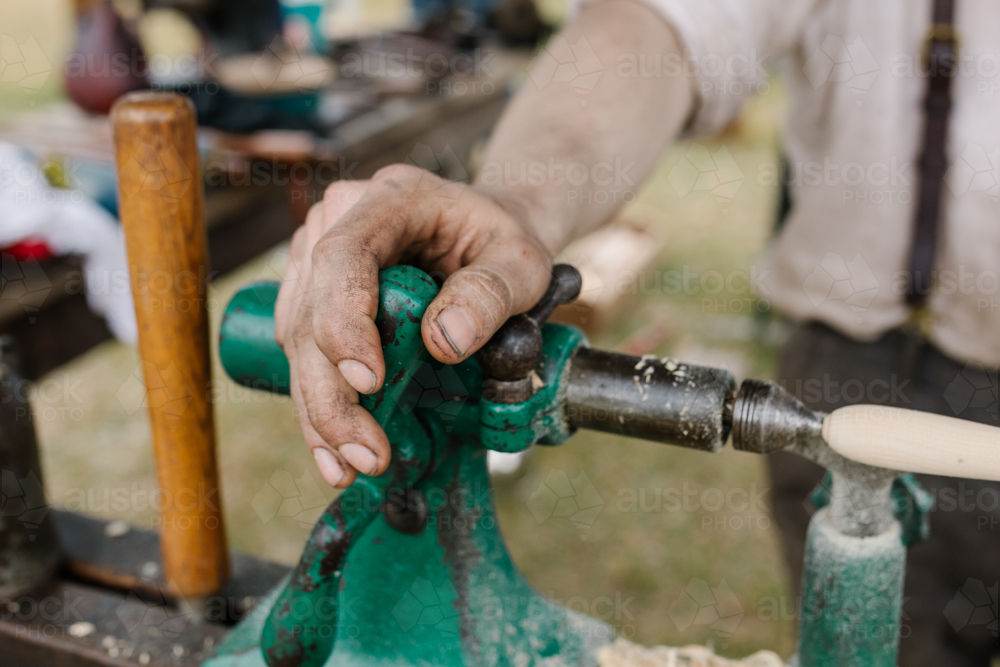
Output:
[275, 0, 695, 486]
[478, 0, 694, 251]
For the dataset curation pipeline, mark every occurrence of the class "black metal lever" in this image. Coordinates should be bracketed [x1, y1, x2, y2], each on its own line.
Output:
[477, 264, 582, 402]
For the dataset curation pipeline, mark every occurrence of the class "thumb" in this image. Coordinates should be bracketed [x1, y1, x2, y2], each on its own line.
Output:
[421, 239, 552, 363]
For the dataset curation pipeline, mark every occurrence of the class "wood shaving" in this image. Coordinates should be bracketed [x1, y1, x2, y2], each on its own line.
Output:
[597, 639, 785, 667]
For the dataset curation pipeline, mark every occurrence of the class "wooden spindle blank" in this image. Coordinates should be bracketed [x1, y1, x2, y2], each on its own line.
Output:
[823, 405, 1000, 481]
[111, 92, 229, 599]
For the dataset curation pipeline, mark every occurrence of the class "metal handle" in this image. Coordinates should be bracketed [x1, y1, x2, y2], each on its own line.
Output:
[476, 264, 582, 402]
[220, 270, 736, 453]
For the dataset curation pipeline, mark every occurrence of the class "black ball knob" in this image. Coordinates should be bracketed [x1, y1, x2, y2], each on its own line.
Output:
[477, 315, 542, 381]
[476, 264, 582, 383]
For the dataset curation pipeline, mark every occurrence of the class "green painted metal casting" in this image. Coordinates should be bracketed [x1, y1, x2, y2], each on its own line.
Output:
[209, 266, 609, 667]
[212, 265, 929, 667]
[798, 510, 906, 667]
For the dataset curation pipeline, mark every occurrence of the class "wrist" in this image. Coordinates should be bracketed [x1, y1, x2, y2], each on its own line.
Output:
[471, 184, 573, 254]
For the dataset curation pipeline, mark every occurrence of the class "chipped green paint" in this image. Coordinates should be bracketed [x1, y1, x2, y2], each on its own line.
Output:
[210, 266, 609, 667]
[798, 510, 906, 667]
[478, 324, 586, 453]
[215, 266, 929, 667]
[799, 473, 934, 666]
[811, 473, 934, 548]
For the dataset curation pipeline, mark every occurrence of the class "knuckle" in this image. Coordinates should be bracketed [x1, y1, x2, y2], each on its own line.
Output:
[372, 163, 425, 184]
[514, 240, 550, 271]
[323, 181, 362, 207]
[311, 399, 354, 441]
[347, 280, 379, 318]
[462, 266, 515, 329]
[291, 316, 313, 343]
[312, 323, 343, 357]
[311, 232, 345, 264]
[304, 202, 324, 226]
[289, 225, 308, 255]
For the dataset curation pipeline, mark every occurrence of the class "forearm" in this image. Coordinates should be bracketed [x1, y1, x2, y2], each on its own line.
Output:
[474, 0, 694, 253]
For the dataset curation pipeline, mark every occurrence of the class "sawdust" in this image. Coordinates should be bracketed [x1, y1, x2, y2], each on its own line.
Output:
[597, 639, 785, 667]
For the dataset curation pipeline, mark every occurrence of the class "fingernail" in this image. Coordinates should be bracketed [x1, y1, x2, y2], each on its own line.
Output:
[313, 448, 344, 486]
[436, 306, 477, 356]
[338, 359, 377, 394]
[340, 443, 379, 476]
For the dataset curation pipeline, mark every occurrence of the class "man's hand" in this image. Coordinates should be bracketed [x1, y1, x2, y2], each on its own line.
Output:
[275, 0, 694, 487]
[274, 165, 553, 487]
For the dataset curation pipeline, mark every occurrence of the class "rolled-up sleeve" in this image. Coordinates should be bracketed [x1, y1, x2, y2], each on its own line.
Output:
[578, 0, 815, 136]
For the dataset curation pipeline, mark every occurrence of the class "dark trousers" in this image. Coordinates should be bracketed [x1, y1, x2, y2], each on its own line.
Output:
[768, 322, 999, 666]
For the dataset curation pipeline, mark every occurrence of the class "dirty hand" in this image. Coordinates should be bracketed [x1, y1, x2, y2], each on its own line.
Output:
[274, 165, 554, 487]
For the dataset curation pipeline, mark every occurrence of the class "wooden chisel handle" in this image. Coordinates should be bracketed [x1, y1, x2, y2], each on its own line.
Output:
[822, 405, 1000, 481]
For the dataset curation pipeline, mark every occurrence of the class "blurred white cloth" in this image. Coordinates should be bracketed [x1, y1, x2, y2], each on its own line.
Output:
[0, 142, 137, 344]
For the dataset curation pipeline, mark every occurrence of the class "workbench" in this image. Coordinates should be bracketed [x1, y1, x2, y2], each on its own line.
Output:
[0, 46, 526, 380]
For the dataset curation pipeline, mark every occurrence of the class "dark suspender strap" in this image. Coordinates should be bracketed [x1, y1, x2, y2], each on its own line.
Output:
[905, 0, 958, 306]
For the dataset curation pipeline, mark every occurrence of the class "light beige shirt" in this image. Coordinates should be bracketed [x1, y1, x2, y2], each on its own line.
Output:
[635, 0, 1000, 367]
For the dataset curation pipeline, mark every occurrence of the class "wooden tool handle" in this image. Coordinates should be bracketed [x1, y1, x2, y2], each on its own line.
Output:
[822, 405, 1000, 481]
[112, 92, 229, 599]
